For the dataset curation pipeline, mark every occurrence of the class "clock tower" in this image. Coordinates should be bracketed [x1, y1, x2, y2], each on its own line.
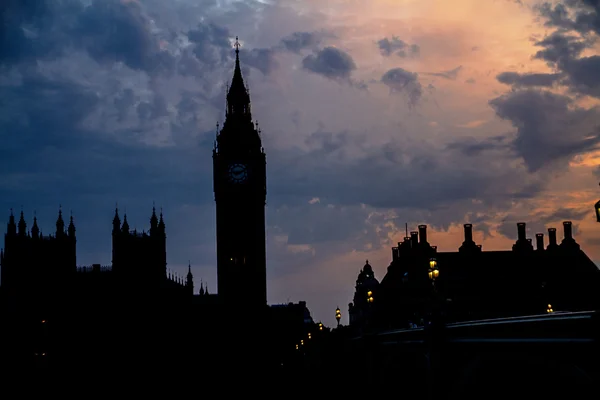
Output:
[213, 38, 267, 307]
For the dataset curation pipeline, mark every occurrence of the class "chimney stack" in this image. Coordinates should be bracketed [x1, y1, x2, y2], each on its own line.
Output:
[517, 222, 526, 241]
[548, 228, 557, 247]
[418, 224, 428, 244]
[563, 221, 573, 240]
[410, 231, 419, 248]
[463, 224, 473, 243]
[535, 233, 544, 251]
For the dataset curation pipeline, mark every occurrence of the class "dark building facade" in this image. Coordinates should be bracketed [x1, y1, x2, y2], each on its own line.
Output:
[0, 46, 314, 374]
[348, 260, 379, 329]
[349, 221, 600, 332]
[213, 39, 267, 308]
[0, 207, 196, 299]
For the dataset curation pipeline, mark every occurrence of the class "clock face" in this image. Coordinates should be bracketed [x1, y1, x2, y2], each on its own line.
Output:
[228, 163, 248, 184]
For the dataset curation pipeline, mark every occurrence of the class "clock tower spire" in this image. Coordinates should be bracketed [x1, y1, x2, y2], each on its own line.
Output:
[213, 37, 267, 308]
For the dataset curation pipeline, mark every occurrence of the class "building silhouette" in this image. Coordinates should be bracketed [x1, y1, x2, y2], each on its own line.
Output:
[213, 37, 267, 308]
[349, 222, 600, 332]
[0, 43, 313, 373]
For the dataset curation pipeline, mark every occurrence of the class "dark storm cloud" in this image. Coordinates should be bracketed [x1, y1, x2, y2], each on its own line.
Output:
[496, 71, 563, 87]
[377, 36, 420, 58]
[536, 0, 600, 36]
[446, 135, 509, 157]
[301, 46, 357, 80]
[280, 31, 325, 53]
[267, 130, 544, 216]
[239, 47, 279, 75]
[489, 89, 600, 172]
[0, 0, 81, 65]
[381, 68, 423, 107]
[529, 5, 600, 98]
[187, 21, 232, 68]
[0, 0, 178, 76]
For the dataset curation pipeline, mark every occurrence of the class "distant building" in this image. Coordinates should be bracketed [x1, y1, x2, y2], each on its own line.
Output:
[349, 222, 600, 331]
[348, 260, 379, 329]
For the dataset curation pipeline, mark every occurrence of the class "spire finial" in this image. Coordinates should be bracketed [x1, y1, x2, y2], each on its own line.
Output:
[234, 36, 240, 53]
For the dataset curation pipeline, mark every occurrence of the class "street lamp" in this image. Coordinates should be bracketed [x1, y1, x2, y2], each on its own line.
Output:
[318, 322, 323, 331]
[547, 304, 554, 313]
[428, 258, 439, 282]
[335, 306, 341, 327]
[367, 290, 374, 303]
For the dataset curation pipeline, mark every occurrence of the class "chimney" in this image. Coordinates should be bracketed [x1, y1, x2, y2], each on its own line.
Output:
[517, 222, 526, 241]
[535, 233, 544, 251]
[563, 221, 573, 240]
[463, 224, 473, 243]
[418, 224, 428, 244]
[548, 228, 557, 247]
[410, 231, 419, 248]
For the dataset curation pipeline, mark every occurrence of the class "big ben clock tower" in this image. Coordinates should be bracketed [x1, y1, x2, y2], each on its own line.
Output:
[213, 38, 267, 307]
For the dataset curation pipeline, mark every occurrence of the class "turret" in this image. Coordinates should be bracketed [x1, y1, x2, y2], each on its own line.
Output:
[56, 207, 65, 237]
[150, 206, 158, 235]
[31, 213, 40, 239]
[6, 209, 16, 236]
[68, 214, 76, 238]
[17, 210, 26, 237]
[112, 207, 121, 234]
[158, 209, 165, 235]
[186, 262, 194, 293]
[121, 213, 129, 234]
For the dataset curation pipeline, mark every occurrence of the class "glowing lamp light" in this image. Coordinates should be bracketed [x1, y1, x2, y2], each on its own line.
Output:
[547, 304, 554, 313]
[429, 259, 437, 269]
[595, 200, 600, 223]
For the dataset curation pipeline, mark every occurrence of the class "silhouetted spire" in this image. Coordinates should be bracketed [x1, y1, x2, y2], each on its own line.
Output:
[7, 208, 16, 236]
[122, 213, 129, 233]
[158, 208, 165, 232]
[68, 212, 76, 238]
[18, 210, 26, 237]
[150, 204, 158, 233]
[32, 212, 39, 239]
[112, 206, 121, 234]
[56, 206, 65, 237]
[226, 36, 251, 120]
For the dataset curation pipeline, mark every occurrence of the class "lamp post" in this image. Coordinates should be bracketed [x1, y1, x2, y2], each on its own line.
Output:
[335, 307, 341, 327]
[547, 303, 554, 313]
[428, 258, 439, 289]
[367, 290, 374, 304]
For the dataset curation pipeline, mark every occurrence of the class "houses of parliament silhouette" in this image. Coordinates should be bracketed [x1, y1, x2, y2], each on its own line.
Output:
[0, 39, 310, 373]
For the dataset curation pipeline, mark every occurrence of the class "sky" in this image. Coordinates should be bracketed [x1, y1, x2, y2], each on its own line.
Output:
[1, 0, 599, 326]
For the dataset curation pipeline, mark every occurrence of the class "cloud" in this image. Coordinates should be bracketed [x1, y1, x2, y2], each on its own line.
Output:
[496, 71, 563, 87]
[280, 31, 328, 53]
[301, 46, 357, 80]
[377, 36, 420, 57]
[381, 68, 423, 107]
[423, 65, 463, 80]
[489, 89, 600, 172]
